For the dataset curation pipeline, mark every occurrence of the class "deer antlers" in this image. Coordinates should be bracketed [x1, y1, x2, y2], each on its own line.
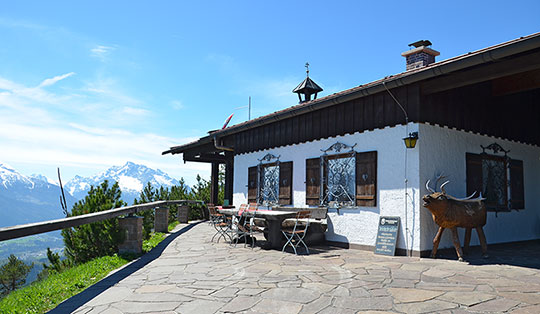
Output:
[425, 173, 485, 201]
[425, 173, 447, 193]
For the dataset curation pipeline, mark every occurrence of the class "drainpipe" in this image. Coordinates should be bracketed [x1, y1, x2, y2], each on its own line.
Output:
[213, 136, 234, 152]
[383, 80, 412, 258]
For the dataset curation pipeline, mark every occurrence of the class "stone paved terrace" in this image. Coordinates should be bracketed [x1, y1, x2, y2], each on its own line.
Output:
[52, 221, 540, 314]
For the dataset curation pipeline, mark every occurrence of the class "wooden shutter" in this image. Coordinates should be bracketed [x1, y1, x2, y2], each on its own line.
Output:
[510, 159, 525, 209]
[355, 151, 377, 207]
[305, 158, 320, 205]
[466, 153, 483, 201]
[248, 166, 258, 204]
[279, 161, 293, 205]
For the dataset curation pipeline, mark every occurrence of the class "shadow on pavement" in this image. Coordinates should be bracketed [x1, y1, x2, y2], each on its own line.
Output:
[432, 239, 540, 269]
[48, 221, 203, 314]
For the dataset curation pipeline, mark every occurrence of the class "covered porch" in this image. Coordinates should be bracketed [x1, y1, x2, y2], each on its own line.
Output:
[163, 135, 235, 206]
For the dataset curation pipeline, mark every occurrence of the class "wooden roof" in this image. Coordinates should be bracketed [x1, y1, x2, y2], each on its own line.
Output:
[164, 32, 540, 159]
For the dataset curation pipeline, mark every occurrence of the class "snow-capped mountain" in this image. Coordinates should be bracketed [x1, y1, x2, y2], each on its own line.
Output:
[65, 162, 181, 203]
[0, 163, 75, 228]
[0, 162, 34, 189]
[30, 174, 58, 186]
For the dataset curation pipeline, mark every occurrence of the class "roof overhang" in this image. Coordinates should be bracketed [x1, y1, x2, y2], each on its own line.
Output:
[163, 32, 540, 157]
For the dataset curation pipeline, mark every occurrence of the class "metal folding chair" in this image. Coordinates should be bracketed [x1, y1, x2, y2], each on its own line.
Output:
[207, 203, 218, 225]
[231, 204, 251, 247]
[243, 205, 264, 248]
[209, 205, 232, 243]
[281, 210, 311, 255]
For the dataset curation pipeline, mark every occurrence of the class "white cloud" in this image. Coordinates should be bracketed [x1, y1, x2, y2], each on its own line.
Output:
[236, 76, 300, 117]
[122, 106, 150, 116]
[204, 53, 306, 117]
[84, 77, 142, 107]
[0, 73, 208, 185]
[0, 121, 208, 185]
[90, 45, 116, 61]
[38, 72, 75, 88]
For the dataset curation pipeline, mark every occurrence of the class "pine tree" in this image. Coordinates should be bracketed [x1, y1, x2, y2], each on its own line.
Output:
[0, 255, 33, 295]
[192, 175, 211, 204]
[62, 180, 126, 264]
[168, 178, 190, 222]
[37, 248, 71, 281]
[133, 182, 164, 240]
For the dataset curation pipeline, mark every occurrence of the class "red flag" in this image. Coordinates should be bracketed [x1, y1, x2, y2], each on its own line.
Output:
[222, 113, 234, 129]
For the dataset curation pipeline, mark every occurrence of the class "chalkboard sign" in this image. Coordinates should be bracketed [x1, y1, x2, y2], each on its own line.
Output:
[374, 216, 401, 256]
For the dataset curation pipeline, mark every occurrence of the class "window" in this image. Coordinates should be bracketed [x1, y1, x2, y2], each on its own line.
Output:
[306, 146, 377, 207]
[248, 154, 292, 206]
[322, 153, 356, 206]
[260, 163, 279, 205]
[466, 152, 524, 211]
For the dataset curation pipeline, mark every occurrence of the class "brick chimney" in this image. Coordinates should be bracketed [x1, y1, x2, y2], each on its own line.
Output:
[401, 40, 440, 71]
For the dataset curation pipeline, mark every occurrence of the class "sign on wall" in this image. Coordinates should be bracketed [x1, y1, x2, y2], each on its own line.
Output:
[374, 216, 401, 256]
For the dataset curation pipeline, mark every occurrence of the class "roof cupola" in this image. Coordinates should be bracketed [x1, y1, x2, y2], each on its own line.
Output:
[293, 62, 323, 103]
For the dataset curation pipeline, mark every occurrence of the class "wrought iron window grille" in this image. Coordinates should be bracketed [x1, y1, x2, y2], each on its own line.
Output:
[320, 142, 357, 208]
[257, 153, 280, 206]
[478, 143, 513, 213]
[481, 143, 510, 157]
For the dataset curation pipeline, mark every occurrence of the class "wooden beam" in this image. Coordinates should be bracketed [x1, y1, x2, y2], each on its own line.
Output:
[183, 152, 228, 164]
[210, 162, 219, 205]
[422, 50, 540, 95]
[181, 142, 223, 156]
[183, 157, 227, 164]
[224, 152, 234, 205]
[0, 200, 203, 242]
[492, 68, 540, 96]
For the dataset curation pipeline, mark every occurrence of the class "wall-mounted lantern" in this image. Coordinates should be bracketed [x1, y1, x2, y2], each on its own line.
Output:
[403, 132, 418, 149]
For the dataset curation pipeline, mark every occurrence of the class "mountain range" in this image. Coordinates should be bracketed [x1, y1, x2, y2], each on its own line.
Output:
[0, 161, 184, 286]
[65, 161, 181, 204]
[0, 163, 76, 228]
[0, 161, 182, 228]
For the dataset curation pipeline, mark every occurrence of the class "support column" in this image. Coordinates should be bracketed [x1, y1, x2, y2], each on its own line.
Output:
[177, 205, 189, 223]
[224, 153, 234, 205]
[118, 215, 143, 254]
[210, 162, 219, 205]
[154, 207, 169, 233]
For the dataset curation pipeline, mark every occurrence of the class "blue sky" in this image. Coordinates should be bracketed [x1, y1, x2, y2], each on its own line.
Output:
[1, 1, 539, 185]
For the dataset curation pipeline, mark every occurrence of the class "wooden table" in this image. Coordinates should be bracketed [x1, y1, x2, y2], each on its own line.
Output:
[218, 208, 297, 249]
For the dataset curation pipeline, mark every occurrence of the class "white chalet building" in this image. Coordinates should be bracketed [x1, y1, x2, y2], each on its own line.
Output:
[164, 33, 540, 256]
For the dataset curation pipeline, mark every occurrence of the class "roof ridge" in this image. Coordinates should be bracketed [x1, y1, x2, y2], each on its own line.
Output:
[165, 32, 540, 153]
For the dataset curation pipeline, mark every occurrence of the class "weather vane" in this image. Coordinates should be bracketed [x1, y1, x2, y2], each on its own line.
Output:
[305, 62, 310, 77]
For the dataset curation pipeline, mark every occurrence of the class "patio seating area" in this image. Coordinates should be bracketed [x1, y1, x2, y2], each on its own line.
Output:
[213, 204, 322, 253]
[61, 221, 540, 314]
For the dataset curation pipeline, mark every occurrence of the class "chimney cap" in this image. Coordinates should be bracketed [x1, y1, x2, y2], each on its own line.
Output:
[409, 40, 432, 48]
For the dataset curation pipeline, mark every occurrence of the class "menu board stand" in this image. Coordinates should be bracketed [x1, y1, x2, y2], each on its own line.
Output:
[374, 216, 401, 256]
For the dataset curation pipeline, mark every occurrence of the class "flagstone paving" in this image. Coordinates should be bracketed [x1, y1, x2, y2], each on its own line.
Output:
[53, 222, 540, 314]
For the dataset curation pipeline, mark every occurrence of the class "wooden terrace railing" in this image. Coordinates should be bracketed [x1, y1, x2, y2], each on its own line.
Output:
[0, 200, 205, 243]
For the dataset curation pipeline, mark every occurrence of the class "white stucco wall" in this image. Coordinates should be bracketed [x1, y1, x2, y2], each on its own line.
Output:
[418, 124, 540, 251]
[233, 124, 422, 252]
